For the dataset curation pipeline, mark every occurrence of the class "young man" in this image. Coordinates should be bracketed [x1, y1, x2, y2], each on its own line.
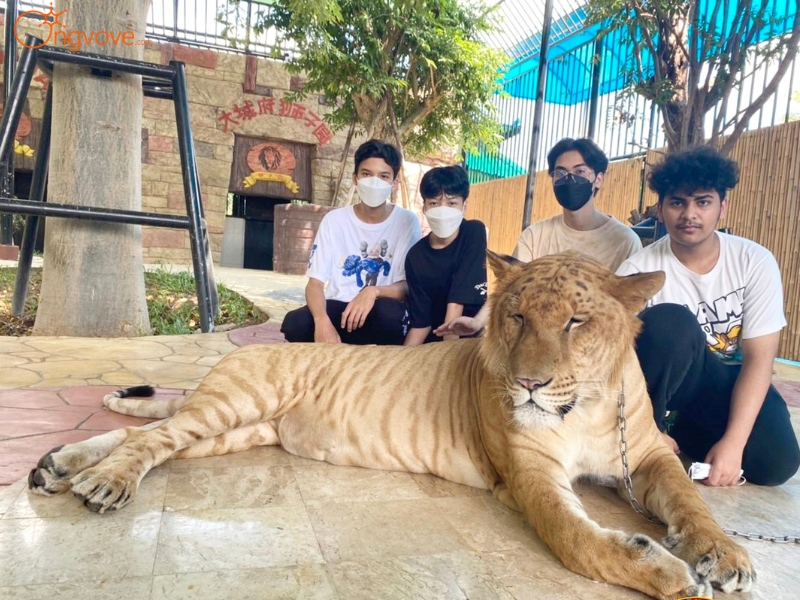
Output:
[617, 145, 799, 487]
[280, 139, 421, 345]
[513, 137, 642, 268]
[436, 137, 641, 337]
[403, 166, 487, 346]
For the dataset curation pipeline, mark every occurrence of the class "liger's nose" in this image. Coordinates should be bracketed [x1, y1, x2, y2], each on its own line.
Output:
[516, 377, 550, 391]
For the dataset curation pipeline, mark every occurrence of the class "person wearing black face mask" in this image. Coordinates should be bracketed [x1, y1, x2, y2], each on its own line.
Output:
[552, 170, 596, 211]
[434, 137, 642, 339]
[514, 137, 642, 269]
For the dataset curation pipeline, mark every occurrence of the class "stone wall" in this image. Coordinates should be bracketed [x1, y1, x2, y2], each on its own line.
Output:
[2, 15, 361, 265]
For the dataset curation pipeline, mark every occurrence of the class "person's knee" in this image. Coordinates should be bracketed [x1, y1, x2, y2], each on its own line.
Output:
[369, 298, 407, 344]
[280, 307, 314, 342]
[637, 303, 706, 349]
[749, 441, 800, 486]
[747, 456, 800, 486]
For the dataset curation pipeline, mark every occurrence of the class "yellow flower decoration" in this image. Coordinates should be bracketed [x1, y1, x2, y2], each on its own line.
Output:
[13, 140, 35, 157]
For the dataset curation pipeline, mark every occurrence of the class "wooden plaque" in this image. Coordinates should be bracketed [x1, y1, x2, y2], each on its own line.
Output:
[229, 135, 312, 199]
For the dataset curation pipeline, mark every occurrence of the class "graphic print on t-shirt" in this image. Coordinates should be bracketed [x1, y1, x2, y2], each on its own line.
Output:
[308, 243, 318, 269]
[341, 240, 392, 288]
[693, 287, 744, 359]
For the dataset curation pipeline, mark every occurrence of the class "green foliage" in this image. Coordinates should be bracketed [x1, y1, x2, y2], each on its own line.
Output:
[0, 267, 265, 336]
[224, 0, 507, 158]
[143, 267, 265, 335]
[586, 0, 800, 152]
[791, 90, 800, 121]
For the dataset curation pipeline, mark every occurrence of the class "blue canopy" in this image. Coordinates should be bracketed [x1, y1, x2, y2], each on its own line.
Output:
[503, 0, 799, 105]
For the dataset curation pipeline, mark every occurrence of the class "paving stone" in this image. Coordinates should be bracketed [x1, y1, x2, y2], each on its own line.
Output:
[0, 389, 66, 409]
[0, 368, 41, 388]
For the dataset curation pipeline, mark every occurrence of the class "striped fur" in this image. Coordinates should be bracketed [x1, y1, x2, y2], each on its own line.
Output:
[28, 251, 752, 600]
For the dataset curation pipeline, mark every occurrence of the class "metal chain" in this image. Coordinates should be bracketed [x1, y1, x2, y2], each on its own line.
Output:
[617, 386, 663, 524]
[616, 386, 800, 543]
[721, 530, 800, 544]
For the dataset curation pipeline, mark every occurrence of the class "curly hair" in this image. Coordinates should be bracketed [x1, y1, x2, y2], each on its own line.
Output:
[648, 145, 740, 204]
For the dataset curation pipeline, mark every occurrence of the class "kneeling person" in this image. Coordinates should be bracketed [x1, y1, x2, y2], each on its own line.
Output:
[617, 145, 800, 487]
[404, 166, 488, 346]
[281, 140, 421, 345]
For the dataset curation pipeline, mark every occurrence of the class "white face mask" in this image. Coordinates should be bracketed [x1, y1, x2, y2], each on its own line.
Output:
[357, 176, 393, 207]
[425, 206, 464, 238]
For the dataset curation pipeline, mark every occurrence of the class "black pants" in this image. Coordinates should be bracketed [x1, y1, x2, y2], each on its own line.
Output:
[280, 298, 408, 345]
[636, 303, 800, 486]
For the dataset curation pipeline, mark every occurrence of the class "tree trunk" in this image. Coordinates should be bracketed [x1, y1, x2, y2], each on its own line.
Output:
[34, 0, 151, 336]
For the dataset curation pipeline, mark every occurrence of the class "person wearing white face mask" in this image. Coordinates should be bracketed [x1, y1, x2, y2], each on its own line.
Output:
[281, 140, 421, 345]
[403, 166, 488, 346]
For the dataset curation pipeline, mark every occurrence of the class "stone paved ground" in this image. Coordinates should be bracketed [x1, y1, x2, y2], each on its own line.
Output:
[1, 266, 800, 599]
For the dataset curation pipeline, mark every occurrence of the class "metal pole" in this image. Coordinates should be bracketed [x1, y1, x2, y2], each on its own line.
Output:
[172, 0, 179, 40]
[171, 61, 215, 333]
[12, 85, 52, 315]
[586, 36, 604, 139]
[1, 0, 19, 244]
[0, 38, 40, 166]
[522, 0, 554, 230]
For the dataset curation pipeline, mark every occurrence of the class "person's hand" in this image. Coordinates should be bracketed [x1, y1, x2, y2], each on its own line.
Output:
[314, 318, 341, 344]
[662, 431, 680, 454]
[341, 287, 378, 332]
[704, 437, 745, 487]
[433, 316, 483, 337]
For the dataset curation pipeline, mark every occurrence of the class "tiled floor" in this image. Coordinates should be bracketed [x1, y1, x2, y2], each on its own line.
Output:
[1, 264, 800, 599]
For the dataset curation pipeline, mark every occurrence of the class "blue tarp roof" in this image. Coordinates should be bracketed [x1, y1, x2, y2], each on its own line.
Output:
[465, 148, 526, 179]
[503, 0, 799, 105]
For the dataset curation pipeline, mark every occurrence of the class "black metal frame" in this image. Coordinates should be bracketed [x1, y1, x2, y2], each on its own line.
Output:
[0, 34, 218, 333]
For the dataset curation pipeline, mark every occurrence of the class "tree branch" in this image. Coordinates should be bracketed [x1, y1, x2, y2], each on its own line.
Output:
[398, 94, 442, 138]
[720, 26, 800, 153]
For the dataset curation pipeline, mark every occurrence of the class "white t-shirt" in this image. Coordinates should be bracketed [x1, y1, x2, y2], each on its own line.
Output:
[307, 204, 421, 302]
[616, 233, 786, 360]
[513, 214, 642, 271]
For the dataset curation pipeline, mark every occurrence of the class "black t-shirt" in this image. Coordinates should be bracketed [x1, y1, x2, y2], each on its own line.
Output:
[404, 219, 488, 331]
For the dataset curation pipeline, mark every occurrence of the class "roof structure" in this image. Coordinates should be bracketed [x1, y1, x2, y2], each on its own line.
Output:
[468, 0, 799, 179]
[487, 0, 799, 104]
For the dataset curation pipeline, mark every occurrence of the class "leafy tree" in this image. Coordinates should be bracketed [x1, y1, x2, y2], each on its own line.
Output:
[223, 0, 506, 161]
[587, 0, 800, 154]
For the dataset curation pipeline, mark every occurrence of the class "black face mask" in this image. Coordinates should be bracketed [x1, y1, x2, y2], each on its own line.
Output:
[553, 174, 595, 211]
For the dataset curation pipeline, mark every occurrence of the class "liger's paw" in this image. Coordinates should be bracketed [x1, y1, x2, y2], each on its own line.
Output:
[70, 467, 139, 513]
[664, 532, 755, 593]
[671, 579, 714, 600]
[28, 446, 70, 495]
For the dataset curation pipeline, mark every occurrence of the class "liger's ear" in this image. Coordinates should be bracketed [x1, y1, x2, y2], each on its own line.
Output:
[609, 271, 666, 313]
[487, 250, 524, 280]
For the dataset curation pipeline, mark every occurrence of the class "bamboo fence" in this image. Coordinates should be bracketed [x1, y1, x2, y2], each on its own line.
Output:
[467, 120, 800, 361]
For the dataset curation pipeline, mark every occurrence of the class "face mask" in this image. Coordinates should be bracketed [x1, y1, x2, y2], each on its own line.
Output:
[357, 176, 393, 207]
[425, 206, 464, 238]
[553, 174, 595, 212]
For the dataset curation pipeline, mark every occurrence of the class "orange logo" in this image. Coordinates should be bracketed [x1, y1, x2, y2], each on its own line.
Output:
[15, 4, 151, 53]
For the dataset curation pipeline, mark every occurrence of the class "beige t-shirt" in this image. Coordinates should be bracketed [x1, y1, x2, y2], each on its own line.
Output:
[513, 214, 642, 271]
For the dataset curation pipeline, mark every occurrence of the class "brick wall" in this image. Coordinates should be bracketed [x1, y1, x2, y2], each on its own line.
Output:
[1, 17, 361, 266]
[273, 204, 334, 275]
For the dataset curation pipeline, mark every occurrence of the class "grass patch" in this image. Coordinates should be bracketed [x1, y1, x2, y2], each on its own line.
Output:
[0, 266, 266, 336]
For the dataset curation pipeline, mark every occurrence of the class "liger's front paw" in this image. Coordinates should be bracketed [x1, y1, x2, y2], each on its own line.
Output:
[664, 532, 755, 593]
[28, 445, 70, 495]
[70, 467, 139, 513]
